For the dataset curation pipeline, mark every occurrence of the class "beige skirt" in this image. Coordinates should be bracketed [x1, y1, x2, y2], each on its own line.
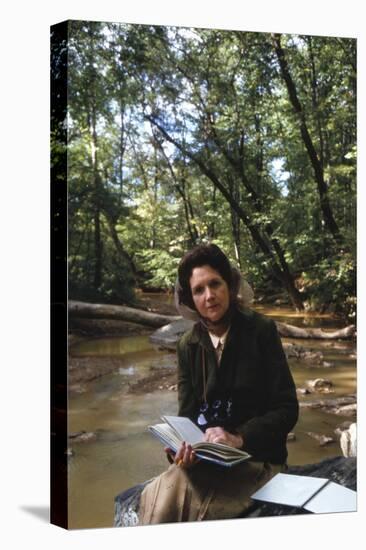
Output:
[139, 460, 284, 525]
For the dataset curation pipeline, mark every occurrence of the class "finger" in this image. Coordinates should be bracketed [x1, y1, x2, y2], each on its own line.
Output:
[164, 447, 176, 459]
[204, 428, 215, 442]
[189, 450, 197, 465]
[206, 431, 220, 443]
[175, 442, 186, 465]
[181, 445, 197, 468]
[182, 443, 192, 465]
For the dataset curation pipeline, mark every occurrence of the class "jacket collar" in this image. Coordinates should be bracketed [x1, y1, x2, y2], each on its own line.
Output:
[187, 307, 255, 348]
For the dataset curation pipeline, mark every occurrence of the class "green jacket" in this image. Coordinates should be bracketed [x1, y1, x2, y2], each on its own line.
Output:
[177, 308, 299, 464]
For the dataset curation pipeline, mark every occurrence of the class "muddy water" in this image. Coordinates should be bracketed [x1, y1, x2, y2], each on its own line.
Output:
[68, 305, 356, 529]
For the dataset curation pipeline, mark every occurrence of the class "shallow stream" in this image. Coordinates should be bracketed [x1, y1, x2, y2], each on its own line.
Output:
[68, 305, 356, 529]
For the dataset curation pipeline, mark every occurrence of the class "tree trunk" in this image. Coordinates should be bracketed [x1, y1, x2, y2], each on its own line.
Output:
[105, 217, 137, 282]
[145, 114, 305, 311]
[69, 300, 181, 327]
[228, 176, 241, 267]
[93, 206, 102, 289]
[272, 33, 343, 245]
[150, 126, 199, 245]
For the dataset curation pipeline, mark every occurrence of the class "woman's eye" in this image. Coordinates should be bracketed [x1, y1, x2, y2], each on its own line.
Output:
[193, 286, 204, 295]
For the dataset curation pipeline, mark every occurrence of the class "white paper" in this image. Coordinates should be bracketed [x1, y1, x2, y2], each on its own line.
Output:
[251, 473, 329, 507]
[163, 415, 205, 445]
[305, 481, 357, 513]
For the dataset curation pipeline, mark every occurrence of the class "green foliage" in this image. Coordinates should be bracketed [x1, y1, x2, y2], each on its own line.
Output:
[301, 253, 356, 320]
[136, 249, 181, 289]
[62, 22, 356, 318]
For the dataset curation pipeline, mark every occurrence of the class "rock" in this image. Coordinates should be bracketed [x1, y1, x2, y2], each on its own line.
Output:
[306, 432, 335, 446]
[113, 456, 356, 525]
[334, 421, 353, 438]
[274, 298, 288, 305]
[305, 378, 333, 393]
[281, 343, 324, 364]
[69, 383, 87, 394]
[127, 366, 177, 394]
[325, 403, 357, 417]
[114, 481, 151, 527]
[282, 342, 302, 358]
[340, 423, 357, 457]
[300, 394, 356, 412]
[301, 351, 324, 364]
[68, 431, 97, 443]
[297, 387, 311, 395]
[246, 456, 356, 517]
[150, 319, 193, 350]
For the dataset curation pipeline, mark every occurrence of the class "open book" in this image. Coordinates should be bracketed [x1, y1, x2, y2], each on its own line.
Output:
[148, 415, 251, 467]
[251, 473, 357, 514]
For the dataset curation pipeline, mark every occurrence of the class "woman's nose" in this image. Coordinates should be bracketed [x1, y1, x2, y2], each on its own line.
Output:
[205, 287, 215, 300]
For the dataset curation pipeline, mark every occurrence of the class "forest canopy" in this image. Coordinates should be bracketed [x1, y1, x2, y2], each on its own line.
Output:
[51, 21, 356, 320]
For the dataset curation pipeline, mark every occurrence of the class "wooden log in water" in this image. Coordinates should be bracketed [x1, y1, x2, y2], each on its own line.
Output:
[276, 321, 356, 340]
[68, 300, 181, 328]
[69, 301, 355, 340]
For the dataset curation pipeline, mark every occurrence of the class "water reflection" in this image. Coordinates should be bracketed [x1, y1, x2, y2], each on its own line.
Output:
[118, 367, 135, 376]
[70, 334, 154, 356]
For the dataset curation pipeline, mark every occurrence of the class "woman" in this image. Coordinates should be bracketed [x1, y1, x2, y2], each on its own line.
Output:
[139, 243, 299, 524]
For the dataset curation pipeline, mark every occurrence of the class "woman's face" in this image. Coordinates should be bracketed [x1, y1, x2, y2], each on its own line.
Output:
[189, 264, 230, 324]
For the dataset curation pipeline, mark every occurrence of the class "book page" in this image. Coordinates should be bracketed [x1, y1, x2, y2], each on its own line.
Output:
[194, 441, 250, 459]
[251, 473, 329, 508]
[163, 416, 204, 445]
[148, 423, 182, 451]
[304, 481, 357, 514]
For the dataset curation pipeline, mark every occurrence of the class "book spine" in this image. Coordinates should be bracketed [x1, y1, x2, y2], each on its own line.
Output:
[50, 20, 69, 530]
[194, 453, 241, 467]
[302, 480, 330, 508]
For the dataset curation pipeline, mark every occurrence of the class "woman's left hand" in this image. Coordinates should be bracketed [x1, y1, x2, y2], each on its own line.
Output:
[204, 427, 244, 449]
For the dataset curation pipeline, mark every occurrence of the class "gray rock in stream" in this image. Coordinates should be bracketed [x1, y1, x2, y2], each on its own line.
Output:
[149, 319, 193, 350]
[114, 456, 356, 526]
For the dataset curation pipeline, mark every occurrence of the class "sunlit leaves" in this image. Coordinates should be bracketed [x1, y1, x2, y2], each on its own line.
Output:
[64, 21, 356, 316]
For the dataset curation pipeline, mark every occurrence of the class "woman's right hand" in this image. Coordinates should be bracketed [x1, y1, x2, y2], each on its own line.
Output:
[169, 441, 198, 469]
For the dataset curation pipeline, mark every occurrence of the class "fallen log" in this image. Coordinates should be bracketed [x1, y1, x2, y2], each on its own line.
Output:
[150, 319, 356, 350]
[69, 301, 356, 340]
[114, 456, 356, 526]
[68, 300, 180, 328]
[276, 321, 355, 340]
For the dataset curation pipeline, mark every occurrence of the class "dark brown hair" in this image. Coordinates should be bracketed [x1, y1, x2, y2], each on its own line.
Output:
[177, 244, 234, 310]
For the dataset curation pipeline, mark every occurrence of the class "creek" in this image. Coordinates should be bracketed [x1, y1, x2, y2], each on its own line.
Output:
[67, 304, 356, 529]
